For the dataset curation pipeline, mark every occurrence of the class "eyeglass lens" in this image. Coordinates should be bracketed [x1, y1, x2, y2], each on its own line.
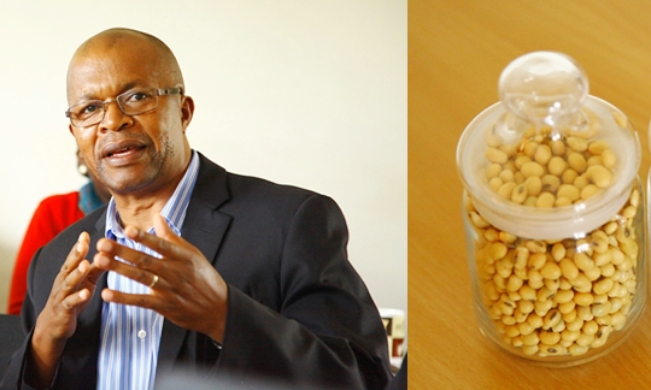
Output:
[66, 88, 180, 127]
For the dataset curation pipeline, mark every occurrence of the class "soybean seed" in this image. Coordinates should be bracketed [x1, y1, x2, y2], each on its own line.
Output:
[561, 329, 580, 342]
[567, 153, 587, 173]
[489, 177, 503, 192]
[587, 165, 612, 188]
[569, 344, 589, 356]
[499, 169, 515, 183]
[486, 147, 508, 164]
[511, 183, 528, 204]
[582, 320, 599, 335]
[534, 300, 553, 317]
[588, 140, 609, 155]
[547, 156, 567, 176]
[540, 262, 562, 280]
[486, 163, 502, 179]
[563, 309, 577, 323]
[562, 169, 579, 185]
[576, 333, 595, 347]
[577, 306, 594, 321]
[601, 149, 617, 169]
[519, 285, 537, 301]
[506, 275, 524, 292]
[522, 344, 539, 356]
[522, 141, 539, 158]
[497, 182, 517, 199]
[567, 137, 588, 152]
[574, 292, 594, 306]
[537, 287, 555, 302]
[559, 258, 579, 280]
[521, 331, 540, 346]
[544, 278, 560, 292]
[557, 184, 580, 202]
[600, 264, 615, 278]
[554, 289, 574, 304]
[574, 175, 589, 190]
[536, 192, 555, 208]
[549, 140, 566, 155]
[515, 155, 532, 170]
[541, 174, 561, 193]
[610, 312, 626, 328]
[592, 302, 612, 318]
[593, 278, 614, 296]
[595, 315, 611, 326]
[558, 301, 576, 315]
[527, 314, 544, 329]
[630, 189, 640, 208]
[551, 243, 566, 261]
[518, 299, 535, 314]
[521, 161, 545, 178]
[586, 155, 602, 167]
[566, 318, 584, 332]
[584, 266, 601, 281]
[574, 253, 594, 271]
[524, 176, 543, 196]
[580, 184, 600, 200]
[534, 144, 552, 165]
[539, 330, 561, 345]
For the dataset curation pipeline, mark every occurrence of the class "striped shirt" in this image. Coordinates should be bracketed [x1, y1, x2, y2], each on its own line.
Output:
[97, 150, 199, 390]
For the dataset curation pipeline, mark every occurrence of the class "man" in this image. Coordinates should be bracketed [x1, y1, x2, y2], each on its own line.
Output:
[1, 28, 391, 389]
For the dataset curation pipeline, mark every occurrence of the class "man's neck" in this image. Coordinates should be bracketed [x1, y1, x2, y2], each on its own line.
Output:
[111, 175, 182, 231]
[113, 196, 170, 231]
[110, 151, 194, 231]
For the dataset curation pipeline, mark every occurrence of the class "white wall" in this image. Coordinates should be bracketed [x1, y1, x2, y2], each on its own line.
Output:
[0, 1, 407, 318]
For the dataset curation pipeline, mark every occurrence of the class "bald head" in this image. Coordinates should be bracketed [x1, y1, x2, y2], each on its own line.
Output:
[66, 27, 195, 200]
[67, 28, 184, 103]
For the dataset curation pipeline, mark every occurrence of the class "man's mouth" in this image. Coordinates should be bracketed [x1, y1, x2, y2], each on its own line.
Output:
[102, 142, 147, 159]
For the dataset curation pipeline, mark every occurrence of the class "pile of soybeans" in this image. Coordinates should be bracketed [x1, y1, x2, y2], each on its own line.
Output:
[466, 123, 640, 358]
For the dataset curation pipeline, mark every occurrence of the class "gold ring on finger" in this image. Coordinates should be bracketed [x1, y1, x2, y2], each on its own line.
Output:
[149, 274, 159, 289]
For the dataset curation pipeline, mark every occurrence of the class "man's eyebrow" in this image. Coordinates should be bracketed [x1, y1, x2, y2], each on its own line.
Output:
[120, 82, 141, 92]
[74, 82, 144, 102]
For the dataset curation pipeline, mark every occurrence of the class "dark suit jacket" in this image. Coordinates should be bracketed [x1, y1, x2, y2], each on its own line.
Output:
[1, 153, 391, 390]
[0, 315, 24, 376]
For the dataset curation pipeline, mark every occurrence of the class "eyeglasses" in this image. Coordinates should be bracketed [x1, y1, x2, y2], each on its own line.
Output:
[65, 87, 183, 127]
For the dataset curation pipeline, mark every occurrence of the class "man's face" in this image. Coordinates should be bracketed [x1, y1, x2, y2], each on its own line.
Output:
[67, 39, 192, 197]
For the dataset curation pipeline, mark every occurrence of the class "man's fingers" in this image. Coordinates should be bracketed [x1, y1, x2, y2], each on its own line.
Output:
[61, 288, 91, 311]
[86, 263, 105, 285]
[94, 252, 161, 288]
[53, 259, 90, 301]
[96, 238, 156, 269]
[123, 214, 194, 259]
[101, 289, 156, 309]
[55, 232, 90, 285]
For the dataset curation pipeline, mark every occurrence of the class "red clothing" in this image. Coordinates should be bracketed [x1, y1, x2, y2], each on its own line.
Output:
[7, 192, 85, 315]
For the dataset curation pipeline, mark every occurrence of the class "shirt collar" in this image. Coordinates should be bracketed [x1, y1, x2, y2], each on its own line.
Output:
[105, 150, 200, 239]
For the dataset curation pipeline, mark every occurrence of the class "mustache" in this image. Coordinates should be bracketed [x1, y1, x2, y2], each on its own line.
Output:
[96, 131, 153, 159]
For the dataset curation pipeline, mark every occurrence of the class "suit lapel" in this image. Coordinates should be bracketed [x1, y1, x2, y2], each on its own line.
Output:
[157, 153, 233, 371]
[78, 209, 109, 327]
[65, 209, 108, 383]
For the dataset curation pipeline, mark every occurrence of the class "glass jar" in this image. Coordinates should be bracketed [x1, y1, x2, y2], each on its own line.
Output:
[456, 51, 646, 367]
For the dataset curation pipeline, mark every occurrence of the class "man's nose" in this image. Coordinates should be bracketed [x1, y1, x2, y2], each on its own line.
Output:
[99, 100, 131, 132]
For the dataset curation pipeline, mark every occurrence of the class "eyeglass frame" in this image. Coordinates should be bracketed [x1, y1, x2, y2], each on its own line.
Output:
[65, 87, 183, 127]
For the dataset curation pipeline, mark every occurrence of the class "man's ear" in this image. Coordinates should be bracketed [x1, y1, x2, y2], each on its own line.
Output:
[69, 123, 74, 135]
[180, 95, 195, 134]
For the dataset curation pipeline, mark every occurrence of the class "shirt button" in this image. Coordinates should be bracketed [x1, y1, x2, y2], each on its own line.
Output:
[138, 330, 147, 339]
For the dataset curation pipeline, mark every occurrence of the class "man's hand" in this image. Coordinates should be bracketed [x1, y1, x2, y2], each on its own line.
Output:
[30, 232, 103, 387]
[93, 214, 229, 343]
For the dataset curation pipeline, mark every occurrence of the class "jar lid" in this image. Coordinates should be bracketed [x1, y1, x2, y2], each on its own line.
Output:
[456, 52, 640, 240]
